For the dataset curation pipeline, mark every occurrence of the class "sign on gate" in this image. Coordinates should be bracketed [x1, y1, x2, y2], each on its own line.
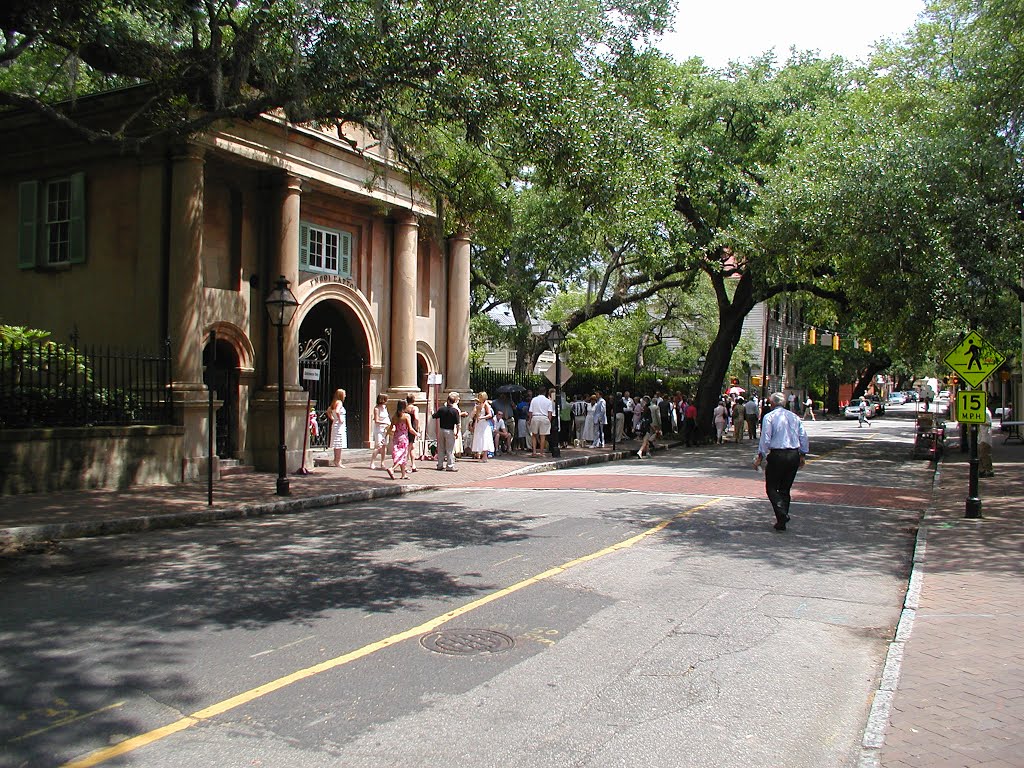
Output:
[302, 368, 321, 381]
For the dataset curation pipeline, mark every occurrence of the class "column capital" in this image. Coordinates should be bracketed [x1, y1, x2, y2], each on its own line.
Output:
[171, 143, 206, 164]
[281, 173, 304, 195]
[395, 210, 420, 228]
[449, 227, 472, 244]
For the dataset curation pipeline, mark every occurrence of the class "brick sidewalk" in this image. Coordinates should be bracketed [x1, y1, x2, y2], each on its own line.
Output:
[0, 440, 650, 550]
[875, 432, 1024, 768]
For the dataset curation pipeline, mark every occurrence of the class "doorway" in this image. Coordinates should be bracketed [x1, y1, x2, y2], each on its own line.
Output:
[298, 300, 370, 449]
[202, 338, 239, 459]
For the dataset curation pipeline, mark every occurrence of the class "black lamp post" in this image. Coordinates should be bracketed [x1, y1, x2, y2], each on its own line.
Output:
[266, 275, 299, 496]
[547, 323, 566, 458]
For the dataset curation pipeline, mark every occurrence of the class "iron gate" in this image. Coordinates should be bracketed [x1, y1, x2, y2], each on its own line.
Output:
[299, 330, 367, 449]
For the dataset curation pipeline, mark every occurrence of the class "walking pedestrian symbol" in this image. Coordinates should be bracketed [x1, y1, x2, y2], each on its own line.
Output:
[943, 331, 1005, 388]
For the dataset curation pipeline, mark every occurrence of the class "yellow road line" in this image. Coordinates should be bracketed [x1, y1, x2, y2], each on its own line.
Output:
[12, 701, 126, 743]
[62, 498, 719, 768]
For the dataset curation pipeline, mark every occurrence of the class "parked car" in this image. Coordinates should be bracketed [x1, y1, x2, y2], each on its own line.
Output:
[888, 392, 907, 405]
[867, 395, 885, 415]
[904, 390, 920, 402]
[844, 401, 876, 419]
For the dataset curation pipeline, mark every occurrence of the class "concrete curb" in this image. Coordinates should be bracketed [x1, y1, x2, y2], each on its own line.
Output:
[0, 442, 679, 552]
[857, 459, 939, 767]
[0, 483, 417, 550]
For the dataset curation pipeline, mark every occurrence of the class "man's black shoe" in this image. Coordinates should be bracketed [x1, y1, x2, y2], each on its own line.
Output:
[773, 521, 786, 531]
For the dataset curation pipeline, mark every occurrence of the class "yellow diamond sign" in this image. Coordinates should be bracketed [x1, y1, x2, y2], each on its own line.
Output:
[943, 331, 1005, 388]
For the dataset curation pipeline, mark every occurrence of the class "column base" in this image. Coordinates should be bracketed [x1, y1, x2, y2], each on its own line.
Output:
[171, 384, 222, 483]
[249, 388, 308, 473]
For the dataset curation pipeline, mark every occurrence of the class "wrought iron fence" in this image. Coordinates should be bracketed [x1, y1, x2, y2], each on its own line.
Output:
[0, 336, 174, 428]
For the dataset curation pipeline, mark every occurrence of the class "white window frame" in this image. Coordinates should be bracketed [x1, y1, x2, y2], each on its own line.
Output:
[46, 178, 73, 265]
[299, 222, 352, 278]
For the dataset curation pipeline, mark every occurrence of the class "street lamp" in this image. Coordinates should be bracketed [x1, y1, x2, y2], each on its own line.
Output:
[547, 323, 566, 458]
[265, 275, 299, 496]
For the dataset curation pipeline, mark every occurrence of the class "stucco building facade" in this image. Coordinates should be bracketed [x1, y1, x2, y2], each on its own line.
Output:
[1, 90, 471, 484]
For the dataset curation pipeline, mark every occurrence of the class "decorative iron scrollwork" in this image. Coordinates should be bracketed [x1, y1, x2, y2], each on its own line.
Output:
[298, 328, 332, 362]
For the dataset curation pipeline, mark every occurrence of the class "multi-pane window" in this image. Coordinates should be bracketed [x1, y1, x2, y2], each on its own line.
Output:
[308, 227, 339, 272]
[299, 222, 352, 277]
[18, 173, 87, 269]
[46, 179, 72, 264]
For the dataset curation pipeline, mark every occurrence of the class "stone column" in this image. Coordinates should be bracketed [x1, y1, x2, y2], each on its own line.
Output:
[166, 144, 210, 482]
[167, 144, 206, 389]
[251, 173, 306, 474]
[271, 174, 302, 389]
[446, 229, 471, 393]
[389, 213, 419, 391]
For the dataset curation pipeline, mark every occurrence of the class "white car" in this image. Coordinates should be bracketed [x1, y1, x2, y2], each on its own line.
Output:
[844, 401, 876, 419]
[888, 393, 907, 405]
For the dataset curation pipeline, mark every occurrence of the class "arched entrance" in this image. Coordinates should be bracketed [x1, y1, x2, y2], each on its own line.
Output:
[416, 353, 429, 393]
[202, 337, 239, 458]
[298, 300, 371, 449]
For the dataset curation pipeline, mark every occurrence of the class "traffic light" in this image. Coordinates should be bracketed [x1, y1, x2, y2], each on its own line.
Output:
[832, 333, 840, 351]
[863, 340, 872, 353]
[807, 328, 817, 345]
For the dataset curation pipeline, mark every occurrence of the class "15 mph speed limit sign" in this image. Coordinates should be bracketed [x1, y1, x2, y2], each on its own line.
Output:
[956, 390, 988, 424]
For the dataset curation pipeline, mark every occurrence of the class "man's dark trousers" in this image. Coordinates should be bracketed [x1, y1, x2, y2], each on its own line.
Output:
[764, 448, 801, 523]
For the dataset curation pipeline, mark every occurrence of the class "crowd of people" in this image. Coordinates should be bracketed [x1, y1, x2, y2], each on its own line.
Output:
[316, 385, 821, 477]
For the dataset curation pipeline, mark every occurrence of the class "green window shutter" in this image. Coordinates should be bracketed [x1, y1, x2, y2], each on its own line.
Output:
[68, 172, 87, 264]
[299, 223, 309, 268]
[339, 231, 352, 277]
[18, 181, 38, 269]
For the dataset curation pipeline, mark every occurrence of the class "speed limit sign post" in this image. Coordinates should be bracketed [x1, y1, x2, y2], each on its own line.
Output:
[956, 390, 987, 423]
[956, 387, 986, 519]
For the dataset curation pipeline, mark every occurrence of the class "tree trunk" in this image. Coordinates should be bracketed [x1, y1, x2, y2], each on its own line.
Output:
[825, 374, 842, 414]
[695, 272, 756, 439]
[510, 298, 531, 373]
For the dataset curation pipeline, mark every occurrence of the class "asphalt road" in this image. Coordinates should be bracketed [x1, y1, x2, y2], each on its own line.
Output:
[0, 411, 932, 768]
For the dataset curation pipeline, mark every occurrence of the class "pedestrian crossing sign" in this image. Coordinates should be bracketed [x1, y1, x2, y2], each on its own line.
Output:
[943, 331, 1005, 388]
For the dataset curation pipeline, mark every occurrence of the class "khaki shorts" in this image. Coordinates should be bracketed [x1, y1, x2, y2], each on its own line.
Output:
[529, 417, 551, 436]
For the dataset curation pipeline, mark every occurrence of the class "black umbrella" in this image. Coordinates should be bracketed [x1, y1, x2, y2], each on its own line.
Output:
[494, 383, 527, 395]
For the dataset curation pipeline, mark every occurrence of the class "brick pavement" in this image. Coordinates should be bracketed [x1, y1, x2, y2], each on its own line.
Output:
[487, 473, 930, 510]
[873, 433, 1024, 768]
[0, 441, 649, 549]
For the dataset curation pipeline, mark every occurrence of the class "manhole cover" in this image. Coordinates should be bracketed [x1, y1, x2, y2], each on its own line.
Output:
[420, 629, 515, 655]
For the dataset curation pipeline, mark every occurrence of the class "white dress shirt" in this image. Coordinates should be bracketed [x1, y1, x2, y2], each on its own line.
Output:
[757, 406, 809, 457]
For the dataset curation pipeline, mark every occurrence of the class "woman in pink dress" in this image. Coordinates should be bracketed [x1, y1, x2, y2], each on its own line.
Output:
[385, 400, 418, 480]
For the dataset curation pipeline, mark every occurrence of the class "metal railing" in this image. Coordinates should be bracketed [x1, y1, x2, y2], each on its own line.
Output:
[0, 336, 174, 429]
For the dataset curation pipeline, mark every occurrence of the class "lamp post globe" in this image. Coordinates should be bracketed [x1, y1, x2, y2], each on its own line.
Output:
[265, 276, 299, 496]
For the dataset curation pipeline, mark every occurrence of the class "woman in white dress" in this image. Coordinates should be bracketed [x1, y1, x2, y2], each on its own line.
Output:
[369, 394, 391, 470]
[329, 388, 347, 467]
[470, 391, 495, 461]
[580, 395, 595, 445]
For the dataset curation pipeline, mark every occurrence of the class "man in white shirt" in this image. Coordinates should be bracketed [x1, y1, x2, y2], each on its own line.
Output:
[753, 392, 810, 531]
[743, 396, 760, 440]
[979, 407, 994, 477]
[528, 389, 554, 457]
